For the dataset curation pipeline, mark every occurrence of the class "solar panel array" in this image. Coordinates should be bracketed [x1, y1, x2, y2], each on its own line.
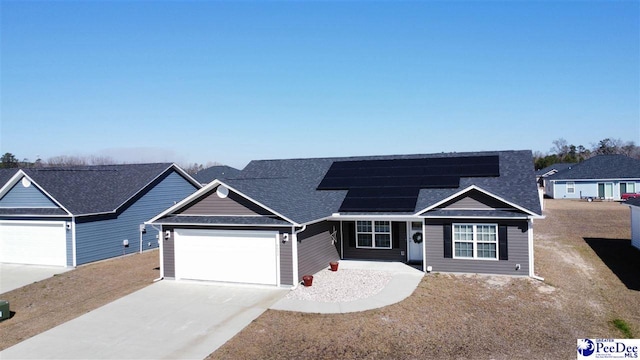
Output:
[317, 155, 500, 212]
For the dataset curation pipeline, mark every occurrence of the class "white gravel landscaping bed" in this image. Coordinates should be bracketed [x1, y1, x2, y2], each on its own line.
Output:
[285, 268, 393, 303]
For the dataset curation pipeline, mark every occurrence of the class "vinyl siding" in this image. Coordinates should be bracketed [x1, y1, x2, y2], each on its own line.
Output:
[75, 171, 198, 265]
[552, 180, 640, 200]
[163, 228, 175, 278]
[632, 206, 640, 251]
[341, 221, 407, 262]
[437, 190, 505, 210]
[179, 187, 272, 216]
[279, 233, 293, 286]
[297, 221, 340, 281]
[425, 219, 530, 276]
[0, 179, 59, 208]
[66, 224, 73, 266]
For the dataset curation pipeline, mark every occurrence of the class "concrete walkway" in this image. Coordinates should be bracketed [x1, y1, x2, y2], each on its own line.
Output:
[0, 264, 71, 294]
[270, 260, 424, 314]
[0, 281, 287, 360]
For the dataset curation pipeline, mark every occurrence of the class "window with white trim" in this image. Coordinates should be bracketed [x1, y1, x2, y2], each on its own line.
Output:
[567, 182, 575, 194]
[453, 224, 498, 260]
[356, 220, 391, 249]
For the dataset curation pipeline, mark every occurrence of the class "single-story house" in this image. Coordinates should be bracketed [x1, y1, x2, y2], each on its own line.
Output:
[543, 155, 640, 200]
[535, 162, 575, 187]
[627, 197, 640, 251]
[0, 163, 200, 267]
[148, 150, 543, 288]
[192, 165, 242, 185]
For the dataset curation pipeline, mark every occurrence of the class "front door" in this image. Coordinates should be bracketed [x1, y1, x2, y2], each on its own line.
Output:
[407, 221, 424, 263]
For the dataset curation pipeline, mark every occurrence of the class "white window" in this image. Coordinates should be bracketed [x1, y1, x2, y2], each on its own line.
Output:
[453, 224, 498, 260]
[621, 182, 636, 194]
[356, 220, 392, 249]
[567, 182, 575, 194]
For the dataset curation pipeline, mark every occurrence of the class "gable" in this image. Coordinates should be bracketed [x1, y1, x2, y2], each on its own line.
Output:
[0, 177, 60, 209]
[435, 189, 509, 210]
[178, 185, 274, 216]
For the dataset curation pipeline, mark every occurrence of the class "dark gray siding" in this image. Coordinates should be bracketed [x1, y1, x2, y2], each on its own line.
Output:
[341, 221, 407, 262]
[0, 179, 59, 208]
[279, 233, 293, 286]
[179, 187, 272, 216]
[437, 190, 506, 210]
[66, 224, 73, 266]
[163, 228, 175, 278]
[425, 219, 529, 276]
[297, 221, 340, 281]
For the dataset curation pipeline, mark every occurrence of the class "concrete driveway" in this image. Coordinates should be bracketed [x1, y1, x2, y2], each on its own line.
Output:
[0, 264, 71, 294]
[0, 281, 287, 359]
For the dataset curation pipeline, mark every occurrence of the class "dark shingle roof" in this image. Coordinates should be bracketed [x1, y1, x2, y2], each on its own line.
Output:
[156, 215, 292, 226]
[535, 163, 576, 177]
[11, 163, 196, 215]
[0, 168, 19, 186]
[224, 150, 541, 224]
[193, 165, 242, 184]
[547, 155, 640, 180]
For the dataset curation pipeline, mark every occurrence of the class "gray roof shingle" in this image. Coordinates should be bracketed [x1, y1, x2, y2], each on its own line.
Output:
[5, 163, 197, 216]
[193, 165, 242, 184]
[225, 150, 541, 224]
[547, 155, 640, 180]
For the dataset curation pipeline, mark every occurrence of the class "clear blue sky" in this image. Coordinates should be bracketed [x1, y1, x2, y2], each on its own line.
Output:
[1, 1, 638, 169]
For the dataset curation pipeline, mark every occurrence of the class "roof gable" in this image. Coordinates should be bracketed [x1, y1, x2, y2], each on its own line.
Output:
[0, 176, 60, 209]
[2, 164, 200, 216]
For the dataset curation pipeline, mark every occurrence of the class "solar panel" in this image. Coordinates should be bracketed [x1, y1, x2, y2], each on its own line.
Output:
[318, 155, 499, 212]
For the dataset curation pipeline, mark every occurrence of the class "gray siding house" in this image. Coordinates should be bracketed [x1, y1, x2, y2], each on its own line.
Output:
[149, 150, 543, 288]
[0, 164, 200, 267]
[544, 155, 640, 200]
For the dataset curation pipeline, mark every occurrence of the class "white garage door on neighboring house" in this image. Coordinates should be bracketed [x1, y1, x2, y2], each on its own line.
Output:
[174, 229, 279, 286]
[0, 221, 67, 266]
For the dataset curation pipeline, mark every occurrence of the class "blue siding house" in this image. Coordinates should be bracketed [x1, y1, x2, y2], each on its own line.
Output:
[0, 164, 200, 267]
[544, 155, 640, 200]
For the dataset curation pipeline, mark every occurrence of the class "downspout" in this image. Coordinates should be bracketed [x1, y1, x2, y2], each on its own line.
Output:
[149, 223, 164, 282]
[71, 216, 77, 267]
[291, 225, 307, 290]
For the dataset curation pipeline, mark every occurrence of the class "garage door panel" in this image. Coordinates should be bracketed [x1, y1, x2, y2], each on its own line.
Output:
[174, 230, 278, 285]
[0, 222, 67, 266]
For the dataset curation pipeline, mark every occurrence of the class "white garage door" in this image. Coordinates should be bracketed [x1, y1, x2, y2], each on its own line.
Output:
[0, 221, 67, 266]
[174, 229, 278, 286]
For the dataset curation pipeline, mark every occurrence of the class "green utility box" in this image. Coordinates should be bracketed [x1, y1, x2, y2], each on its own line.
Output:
[0, 300, 10, 321]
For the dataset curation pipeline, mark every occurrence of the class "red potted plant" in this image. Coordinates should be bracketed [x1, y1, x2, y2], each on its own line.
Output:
[302, 275, 313, 287]
[329, 261, 339, 271]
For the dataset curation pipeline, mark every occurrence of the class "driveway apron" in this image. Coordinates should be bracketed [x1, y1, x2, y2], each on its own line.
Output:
[0, 264, 71, 294]
[0, 281, 287, 359]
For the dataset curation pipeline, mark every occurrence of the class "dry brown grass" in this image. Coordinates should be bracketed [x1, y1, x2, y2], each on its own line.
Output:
[210, 200, 640, 360]
[0, 250, 159, 351]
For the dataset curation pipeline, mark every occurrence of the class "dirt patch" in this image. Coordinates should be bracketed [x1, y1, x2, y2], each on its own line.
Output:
[0, 250, 159, 351]
[209, 200, 640, 359]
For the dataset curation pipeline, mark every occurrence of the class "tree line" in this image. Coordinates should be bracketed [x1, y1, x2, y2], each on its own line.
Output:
[534, 138, 640, 170]
[0, 153, 219, 175]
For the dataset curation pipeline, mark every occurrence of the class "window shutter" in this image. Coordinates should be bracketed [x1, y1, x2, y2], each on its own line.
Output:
[392, 222, 401, 249]
[443, 224, 452, 258]
[345, 221, 356, 247]
[498, 225, 508, 260]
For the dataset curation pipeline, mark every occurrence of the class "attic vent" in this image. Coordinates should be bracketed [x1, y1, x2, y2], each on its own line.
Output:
[21, 178, 31, 188]
[216, 185, 229, 199]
